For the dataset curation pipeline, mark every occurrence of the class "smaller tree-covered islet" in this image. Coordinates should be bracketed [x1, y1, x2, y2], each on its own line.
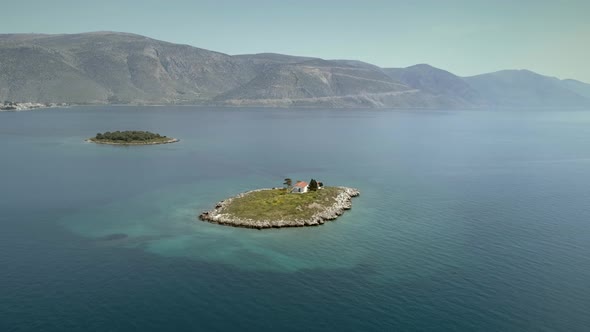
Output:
[88, 130, 179, 145]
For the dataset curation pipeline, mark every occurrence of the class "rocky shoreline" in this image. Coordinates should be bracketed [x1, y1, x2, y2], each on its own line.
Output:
[199, 187, 360, 229]
[85, 138, 179, 145]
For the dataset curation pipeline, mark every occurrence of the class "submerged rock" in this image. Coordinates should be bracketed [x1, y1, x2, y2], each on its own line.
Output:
[97, 233, 129, 241]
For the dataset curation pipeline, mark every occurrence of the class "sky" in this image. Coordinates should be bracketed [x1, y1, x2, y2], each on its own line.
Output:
[1, 0, 589, 82]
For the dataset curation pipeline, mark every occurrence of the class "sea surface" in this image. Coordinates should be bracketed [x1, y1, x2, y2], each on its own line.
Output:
[1, 106, 590, 331]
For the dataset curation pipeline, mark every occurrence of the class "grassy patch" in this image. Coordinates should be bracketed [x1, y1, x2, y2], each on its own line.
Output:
[223, 187, 342, 221]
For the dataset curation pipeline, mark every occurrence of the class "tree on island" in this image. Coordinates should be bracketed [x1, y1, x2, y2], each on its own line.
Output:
[308, 179, 319, 191]
[283, 178, 292, 189]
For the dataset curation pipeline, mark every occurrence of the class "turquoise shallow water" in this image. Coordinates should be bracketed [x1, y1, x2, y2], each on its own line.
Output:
[1, 106, 590, 331]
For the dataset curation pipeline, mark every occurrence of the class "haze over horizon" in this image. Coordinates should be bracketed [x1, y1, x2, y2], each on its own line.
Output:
[1, 0, 589, 82]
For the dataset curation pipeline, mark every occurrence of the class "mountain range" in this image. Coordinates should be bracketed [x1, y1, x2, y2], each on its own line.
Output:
[1, 31, 589, 108]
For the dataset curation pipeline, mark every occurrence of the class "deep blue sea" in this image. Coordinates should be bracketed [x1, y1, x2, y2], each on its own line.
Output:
[1, 106, 590, 331]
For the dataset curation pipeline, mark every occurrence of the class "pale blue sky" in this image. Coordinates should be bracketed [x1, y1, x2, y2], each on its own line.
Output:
[2, 0, 589, 82]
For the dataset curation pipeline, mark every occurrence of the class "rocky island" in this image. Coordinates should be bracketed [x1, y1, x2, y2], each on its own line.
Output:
[199, 180, 360, 229]
[87, 130, 179, 145]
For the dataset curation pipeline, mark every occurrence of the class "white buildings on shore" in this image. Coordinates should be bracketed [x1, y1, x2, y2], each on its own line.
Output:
[289, 180, 323, 194]
[0, 102, 67, 111]
[291, 181, 309, 193]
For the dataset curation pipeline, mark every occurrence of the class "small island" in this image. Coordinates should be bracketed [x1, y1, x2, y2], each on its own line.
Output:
[199, 179, 360, 229]
[87, 130, 179, 145]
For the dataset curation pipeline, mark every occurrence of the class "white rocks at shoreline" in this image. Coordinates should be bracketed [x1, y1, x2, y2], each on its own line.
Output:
[199, 187, 360, 229]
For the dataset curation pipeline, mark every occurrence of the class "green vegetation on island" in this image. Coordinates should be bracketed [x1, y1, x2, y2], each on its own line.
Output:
[223, 187, 341, 221]
[88, 130, 178, 145]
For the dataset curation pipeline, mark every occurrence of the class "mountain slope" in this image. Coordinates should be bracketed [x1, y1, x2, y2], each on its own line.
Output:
[0, 45, 110, 103]
[217, 55, 475, 108]
[0, 33, 421, 107]
[384, 64, 483, 106]
[0, 32, 256, 103]
[217, 59, 410, 101]
[463, 70, 590, 108]
[561, 79, 590, 100]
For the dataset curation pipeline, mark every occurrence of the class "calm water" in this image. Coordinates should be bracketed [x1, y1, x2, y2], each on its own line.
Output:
[1, 106, 590, 331]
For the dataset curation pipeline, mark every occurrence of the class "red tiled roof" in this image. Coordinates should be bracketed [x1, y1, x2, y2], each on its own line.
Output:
[294, 181, 308, 188]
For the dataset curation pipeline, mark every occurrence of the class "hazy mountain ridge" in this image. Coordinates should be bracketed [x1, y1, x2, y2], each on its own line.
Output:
[1, 32, 589, 108]
[463, 70, 590, 108]
[383, 64, 484, 105]
[0, 32, 256, 104]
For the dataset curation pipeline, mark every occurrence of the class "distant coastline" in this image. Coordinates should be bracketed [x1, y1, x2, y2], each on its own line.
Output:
[0, 102, 68, 112]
